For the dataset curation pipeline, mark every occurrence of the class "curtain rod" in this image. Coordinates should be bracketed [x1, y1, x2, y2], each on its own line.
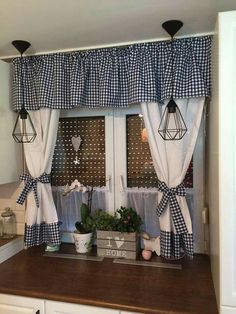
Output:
[2, 31, 214, 62]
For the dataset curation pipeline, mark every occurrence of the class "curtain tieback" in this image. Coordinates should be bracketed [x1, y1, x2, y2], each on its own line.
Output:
[17, 173, 51, 208]
[156, 181, 188, 234]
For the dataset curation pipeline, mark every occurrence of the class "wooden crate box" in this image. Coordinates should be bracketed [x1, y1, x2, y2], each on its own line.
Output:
[96, 230, 140, 260]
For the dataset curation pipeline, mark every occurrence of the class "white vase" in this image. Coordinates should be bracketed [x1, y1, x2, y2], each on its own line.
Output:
[73, 232, 93, 253]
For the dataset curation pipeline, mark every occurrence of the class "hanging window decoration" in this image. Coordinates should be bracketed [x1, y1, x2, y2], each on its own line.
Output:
[71, 135, 82, 165]
[158, 20, 187, 141]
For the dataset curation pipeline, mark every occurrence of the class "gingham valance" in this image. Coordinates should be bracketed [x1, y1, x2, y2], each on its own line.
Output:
[12, 36, 212, 110]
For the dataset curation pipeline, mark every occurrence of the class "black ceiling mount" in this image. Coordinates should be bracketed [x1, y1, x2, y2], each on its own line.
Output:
[162, 20, 183, 38]
[12, 40, 31, 55]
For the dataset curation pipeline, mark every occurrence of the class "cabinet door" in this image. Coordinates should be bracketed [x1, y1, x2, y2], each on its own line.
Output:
[46, 300, 118, 314]
[0, 293, 44, 314]
[217, 11, 236, 308]
[0, 60, 21, 184]
[0, 304, 37, 314]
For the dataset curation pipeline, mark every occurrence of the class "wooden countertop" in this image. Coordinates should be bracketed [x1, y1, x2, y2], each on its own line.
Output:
[0, 244, 217, 314]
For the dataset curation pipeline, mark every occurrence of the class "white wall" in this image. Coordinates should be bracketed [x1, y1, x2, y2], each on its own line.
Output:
[0, 60, 24, 235]
[0, 61, 21, 184]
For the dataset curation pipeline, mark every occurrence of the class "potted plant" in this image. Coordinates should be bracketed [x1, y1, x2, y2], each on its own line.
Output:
[95, 207, 143, 260]
[73, 202, 95, 253]
[63, 180, 95, 254]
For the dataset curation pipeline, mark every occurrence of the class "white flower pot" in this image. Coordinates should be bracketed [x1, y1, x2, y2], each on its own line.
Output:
[73, 232, 93, 253]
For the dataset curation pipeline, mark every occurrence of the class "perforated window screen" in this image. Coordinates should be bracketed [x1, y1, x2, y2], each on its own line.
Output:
[51, 116, 105, 187]
[126, 115, 193, 188]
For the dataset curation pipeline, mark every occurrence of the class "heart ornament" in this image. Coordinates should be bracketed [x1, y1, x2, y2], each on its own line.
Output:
[71, 135, 82, 152]
[114, 236, 124, 249]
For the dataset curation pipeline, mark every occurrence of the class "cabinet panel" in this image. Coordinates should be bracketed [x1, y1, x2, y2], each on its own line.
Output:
[0, 294, 44, 314]
[46, 300, 118, 314]
[0, 60, 21, 184]
[0, 304, 36, 314]
[217, 11, 236, 308]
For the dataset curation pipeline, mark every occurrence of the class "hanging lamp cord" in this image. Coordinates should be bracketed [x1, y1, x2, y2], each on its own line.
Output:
[170, 35, 174, 99]
[19, 52, 25, 110]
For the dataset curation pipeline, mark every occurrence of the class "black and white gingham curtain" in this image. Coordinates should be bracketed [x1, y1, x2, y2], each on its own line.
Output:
[21, 109, 61, 248]
[141, 97, 205, 259]
[12, 36, 211, 110]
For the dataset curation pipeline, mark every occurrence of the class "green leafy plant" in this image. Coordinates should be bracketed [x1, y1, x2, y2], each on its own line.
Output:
[74, 183, 95, 234]
[93, 209, 119, 231]
[116, 206, 143, 233]
[94, 207, 143, 233]
[75, 203, 95, 234]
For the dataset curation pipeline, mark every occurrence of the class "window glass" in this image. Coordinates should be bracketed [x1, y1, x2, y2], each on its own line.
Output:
[126, 115, 193, 188]
[51, 116, 105, 186]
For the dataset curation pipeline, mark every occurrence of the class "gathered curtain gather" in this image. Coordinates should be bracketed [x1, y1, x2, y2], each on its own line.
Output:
[12, 36, 211, 111]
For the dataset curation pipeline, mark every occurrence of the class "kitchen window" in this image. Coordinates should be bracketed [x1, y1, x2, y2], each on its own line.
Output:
[51, 105, 205, 253]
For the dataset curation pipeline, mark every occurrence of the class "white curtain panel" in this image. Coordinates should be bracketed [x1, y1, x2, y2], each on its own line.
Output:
[52, 186, 108, 232]
[125, 188, 194, 246]
[141, 97, 204, 259]
[22, 109, 60, 247]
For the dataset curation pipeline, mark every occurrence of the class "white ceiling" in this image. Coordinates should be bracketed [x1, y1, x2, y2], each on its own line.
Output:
[0, 0, 236, 59]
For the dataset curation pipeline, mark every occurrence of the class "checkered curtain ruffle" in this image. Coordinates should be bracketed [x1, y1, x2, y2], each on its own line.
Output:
[12, 36, 212, 110]
[24, 222, 61, 247]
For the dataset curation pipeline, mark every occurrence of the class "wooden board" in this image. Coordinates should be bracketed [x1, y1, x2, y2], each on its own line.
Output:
[96, 230, 139, 260]
[97, 231, 137, 242]
[97, 248, 137, 260]
[97, 239, 138, 251]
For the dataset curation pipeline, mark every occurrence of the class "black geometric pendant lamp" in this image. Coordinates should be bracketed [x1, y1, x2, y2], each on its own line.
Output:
[12, 40, 37, 143]
[158, 20, 187, 141]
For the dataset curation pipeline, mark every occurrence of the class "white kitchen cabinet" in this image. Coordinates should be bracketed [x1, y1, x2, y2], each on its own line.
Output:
[0, 294, 44, 314]
[45, 300, 119, 314]
[0, 294, 123, 314]
[0, 60, 21, 184]
[208, 10, 236, 314]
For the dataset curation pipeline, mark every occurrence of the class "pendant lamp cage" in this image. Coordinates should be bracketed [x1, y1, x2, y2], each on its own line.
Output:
[158, 20, 187, 141]
[12, 40, 37, 143]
